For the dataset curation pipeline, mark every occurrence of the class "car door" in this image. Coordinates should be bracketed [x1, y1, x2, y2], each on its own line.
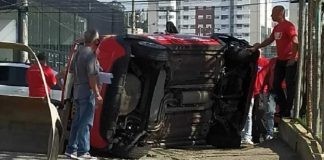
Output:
[0, 65, 29, 97]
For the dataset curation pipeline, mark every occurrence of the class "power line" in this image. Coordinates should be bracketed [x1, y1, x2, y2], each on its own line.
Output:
[1, 0, 292, 12]
[24, 0, 291, 12]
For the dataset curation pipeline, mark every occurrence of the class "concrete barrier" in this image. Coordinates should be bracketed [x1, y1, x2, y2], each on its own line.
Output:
[279, 118, 324, 160]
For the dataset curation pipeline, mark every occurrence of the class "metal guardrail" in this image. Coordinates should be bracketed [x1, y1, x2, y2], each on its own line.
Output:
[293, 0, 324, 154]
[30, 46, 69, 72]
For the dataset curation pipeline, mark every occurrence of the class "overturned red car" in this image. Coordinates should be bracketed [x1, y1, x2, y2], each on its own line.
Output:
[62, 33, 259, 158]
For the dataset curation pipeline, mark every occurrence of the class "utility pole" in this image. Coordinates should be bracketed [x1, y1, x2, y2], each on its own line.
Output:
[131, 0, 135, 34]
[17, 0, 28, 62]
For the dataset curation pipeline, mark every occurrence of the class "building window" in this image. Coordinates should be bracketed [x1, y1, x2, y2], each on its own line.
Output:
[190, 15, 195, 19]
[243, 33, 249, 37]
[243, 14, 250, 19]
[198, 15, 204, 19]
[236, 15, 243, 19]
[236, 6, 243, 10]
[206, 15, 212, 19]
[221, 6, 229, 11]
[206, 6, 212, 10]
[221, 24, 228, 29]
[198, 24, 203, 28]
[235, 33, 242, 38]
[183, 15, 189, 20]
[169, 15, 174, 19]
[197, 6, 204, 10]
[190, 25, 195, 29]
[183, 6, 189, 11]
[182, 25, 189, 29]
[215, 16, 220, 19]
[243, 24, 249, 28]
[166, 6, 174, 10]
[236, 24, 242, 29]
[221, 15, 229, 19]
[159, 16, 165, 19]
[206, 24, 212, 28]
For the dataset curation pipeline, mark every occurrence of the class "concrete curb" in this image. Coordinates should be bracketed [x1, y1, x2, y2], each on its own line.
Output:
[279, 118, 324, 160]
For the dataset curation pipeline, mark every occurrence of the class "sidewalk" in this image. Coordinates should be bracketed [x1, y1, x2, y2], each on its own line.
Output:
[0, 138, 299, 160]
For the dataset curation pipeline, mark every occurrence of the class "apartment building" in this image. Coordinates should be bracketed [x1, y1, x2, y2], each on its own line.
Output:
[147, 0, 300, 58]
[148, 0, 177, 33]
[148, 0, 272, 43]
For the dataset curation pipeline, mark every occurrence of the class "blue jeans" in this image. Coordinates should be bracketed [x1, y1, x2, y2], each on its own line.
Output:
[242, 98, 253, 140]
[264, 93, 276, 136]
[66, 94, 95, 155]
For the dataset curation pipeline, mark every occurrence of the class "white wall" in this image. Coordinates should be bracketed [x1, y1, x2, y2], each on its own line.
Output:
[148, 1, 159, 33]
[0, 11, 17, 42]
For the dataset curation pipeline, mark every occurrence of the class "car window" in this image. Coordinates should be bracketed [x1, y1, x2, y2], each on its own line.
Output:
[0, 66, 28, 87]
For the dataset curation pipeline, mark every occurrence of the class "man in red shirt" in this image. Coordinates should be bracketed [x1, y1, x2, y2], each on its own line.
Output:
[250, 5, 298, 117]
[26, 53, 57, 98]
[241, 54, 269, 145]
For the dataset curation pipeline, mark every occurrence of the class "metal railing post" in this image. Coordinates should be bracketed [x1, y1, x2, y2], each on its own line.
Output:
[294, 0, 306, 119]
[312, 0, 322, 139]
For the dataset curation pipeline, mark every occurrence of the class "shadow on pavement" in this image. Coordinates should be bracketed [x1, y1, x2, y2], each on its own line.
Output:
[256, 138, 300, 160]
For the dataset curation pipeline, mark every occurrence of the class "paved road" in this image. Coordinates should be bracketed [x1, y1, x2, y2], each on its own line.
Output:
[0, 138, 299, 160]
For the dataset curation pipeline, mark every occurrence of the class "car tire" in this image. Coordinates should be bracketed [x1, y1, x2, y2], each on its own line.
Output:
[206, 119, 241, 148]
[112, 145, 150, 159]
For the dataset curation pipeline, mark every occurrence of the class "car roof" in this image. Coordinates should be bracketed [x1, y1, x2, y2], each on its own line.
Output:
[0, 62, 30, 68]
[0, 62, 58, 74]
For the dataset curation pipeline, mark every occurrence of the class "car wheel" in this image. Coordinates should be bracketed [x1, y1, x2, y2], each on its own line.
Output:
[206, 119, 241, 148]
[112, 144, 150, 159]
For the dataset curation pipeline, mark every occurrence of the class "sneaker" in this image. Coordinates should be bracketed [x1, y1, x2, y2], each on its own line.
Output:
[241, 139, 254, 145]
[64, 152, 78, 159]
[265, 135, 273, 140]
[77, 152, 97, 160]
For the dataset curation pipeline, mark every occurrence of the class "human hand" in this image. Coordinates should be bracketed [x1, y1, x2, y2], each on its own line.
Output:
[247, 43, 260, 52]
[286, 59, 297, 66]
[95, 95, 103, 105]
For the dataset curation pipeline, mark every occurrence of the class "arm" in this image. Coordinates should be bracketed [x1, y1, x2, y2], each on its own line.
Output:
[291, 35, 298, 55]
[288, 24, 299, 64]
[47, 68, 57, 87]
[87, 54, 103, 105]
[254, 35, 275, 50]
[55, 70, 64, 89]
[89, 75, 101, 98]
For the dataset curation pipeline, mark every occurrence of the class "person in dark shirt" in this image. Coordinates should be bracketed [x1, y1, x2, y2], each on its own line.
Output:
[64, 29, 102, 160]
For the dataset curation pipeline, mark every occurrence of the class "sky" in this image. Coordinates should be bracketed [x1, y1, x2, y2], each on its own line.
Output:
[98, 0, 148, 11]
